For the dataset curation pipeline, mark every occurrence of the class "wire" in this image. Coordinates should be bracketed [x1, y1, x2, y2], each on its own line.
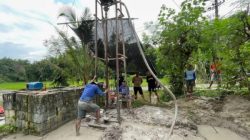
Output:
[218, 0, 233, 6]
[221, 3, 241, 18]
[171, 0, 181, 9]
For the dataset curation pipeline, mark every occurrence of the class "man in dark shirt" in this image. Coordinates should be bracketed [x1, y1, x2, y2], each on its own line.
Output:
[118, 75, 124, 87]
[146, 72, 160, 103]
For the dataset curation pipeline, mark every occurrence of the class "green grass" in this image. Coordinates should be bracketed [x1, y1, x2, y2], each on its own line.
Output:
[194, 89, 221, 97]
[114, 76, 169, 88]
[0, 124, 17, 135]
[132, 100, 146, 108]
[0, 82, 27, 90]
[0, 76, 169, 90]
[0, 82, 53, 90]
[131, 90, 170, 108]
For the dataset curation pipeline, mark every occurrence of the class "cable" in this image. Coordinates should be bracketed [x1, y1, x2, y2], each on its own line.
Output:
[221, 3, 241, 18]
[171, 0, 181, 9]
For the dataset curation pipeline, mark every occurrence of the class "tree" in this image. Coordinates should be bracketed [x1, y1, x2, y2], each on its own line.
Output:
[219, 11, 250, 90]
[142, 21, 162, 76]
[158, 0, 205, 95]
[0, 58, 29, 82]
[56, 6, 95, 84]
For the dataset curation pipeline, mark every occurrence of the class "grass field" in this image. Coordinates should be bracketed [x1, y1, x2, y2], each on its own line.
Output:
[0, 82, 53, 90]
[0, 77, 169, 90]
[0, 82, 27, 90]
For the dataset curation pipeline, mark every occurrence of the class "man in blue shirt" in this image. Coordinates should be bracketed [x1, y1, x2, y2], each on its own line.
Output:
[76, 76, 107, 136]
[119, 81, 131, 108]
[184, 64, 196, 99]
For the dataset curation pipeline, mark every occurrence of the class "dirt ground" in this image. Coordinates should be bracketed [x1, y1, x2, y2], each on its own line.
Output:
[2, 94, 250, 140]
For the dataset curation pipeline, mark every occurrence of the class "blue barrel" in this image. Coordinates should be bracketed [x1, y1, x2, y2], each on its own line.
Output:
[26, 82, 43, 90]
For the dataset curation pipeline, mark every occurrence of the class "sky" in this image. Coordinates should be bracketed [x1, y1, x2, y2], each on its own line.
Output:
[0, 0, 237, 62]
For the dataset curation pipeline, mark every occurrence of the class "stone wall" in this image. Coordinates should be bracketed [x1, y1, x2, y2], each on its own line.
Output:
[2, 87, 82, 135]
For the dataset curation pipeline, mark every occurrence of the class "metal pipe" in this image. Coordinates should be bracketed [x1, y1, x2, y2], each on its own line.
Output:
[115, 1, 121, 124]
[101, 2, 104, 19]
[116, 1, 178, 139]
[95, 0, 98, 78]
[119, 0, 127, 82]
[104, 5, 109, 109]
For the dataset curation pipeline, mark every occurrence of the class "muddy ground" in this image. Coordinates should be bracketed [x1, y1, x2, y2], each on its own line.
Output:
[2, 94, 250, 140]
[101, 94, 250, 140]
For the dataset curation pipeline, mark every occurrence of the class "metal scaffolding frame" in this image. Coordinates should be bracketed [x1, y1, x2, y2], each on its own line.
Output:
[94, 0, 178, 139]
[58, 0, 178, 138]
[95, 0, 126, 124]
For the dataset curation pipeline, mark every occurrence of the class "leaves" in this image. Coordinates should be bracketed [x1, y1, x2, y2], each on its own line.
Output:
[157, 0, 205, 95]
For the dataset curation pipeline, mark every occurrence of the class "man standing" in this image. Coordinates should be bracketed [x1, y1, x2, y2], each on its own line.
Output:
[132, 72, 144, 100]
[208, 58, 222, 89]
[75, 76, 107, 136]
[146, 72, 160, 103]
[184, 64, 196, 99]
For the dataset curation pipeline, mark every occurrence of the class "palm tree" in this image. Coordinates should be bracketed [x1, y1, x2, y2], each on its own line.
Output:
[58, 6, 94, 46]
[57, 6, 95, 84]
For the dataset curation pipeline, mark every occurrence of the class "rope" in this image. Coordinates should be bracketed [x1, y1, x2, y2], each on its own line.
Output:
[115, 1, 178, 139]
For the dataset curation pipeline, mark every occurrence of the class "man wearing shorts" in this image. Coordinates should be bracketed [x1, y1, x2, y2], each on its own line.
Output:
[184, 64, 196, 99]
[132, 72, 145, 100]
[75, 76, 107, 136]
[146, 72, 160, 103]
[208, 58, 222, 88]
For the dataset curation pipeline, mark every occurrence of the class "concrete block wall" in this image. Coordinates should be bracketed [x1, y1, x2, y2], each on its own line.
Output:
[2, 87, 82, 135]
[2, 91, 16, 126]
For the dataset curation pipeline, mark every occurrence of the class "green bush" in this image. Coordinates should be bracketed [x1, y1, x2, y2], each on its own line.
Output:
[159, 90, 172, 102]
[0, 125, 17, 134]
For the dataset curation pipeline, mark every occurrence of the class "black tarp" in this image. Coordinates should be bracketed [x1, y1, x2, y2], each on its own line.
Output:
[76, 19, 157, 75]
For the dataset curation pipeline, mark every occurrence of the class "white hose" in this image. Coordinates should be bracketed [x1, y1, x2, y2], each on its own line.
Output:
[115, 1, 178, 139]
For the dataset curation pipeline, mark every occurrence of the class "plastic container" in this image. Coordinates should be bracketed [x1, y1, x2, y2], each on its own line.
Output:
[26, 82, 43, 90]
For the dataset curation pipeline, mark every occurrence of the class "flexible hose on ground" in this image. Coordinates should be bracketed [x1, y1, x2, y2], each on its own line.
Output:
[115, 1, 178, 139]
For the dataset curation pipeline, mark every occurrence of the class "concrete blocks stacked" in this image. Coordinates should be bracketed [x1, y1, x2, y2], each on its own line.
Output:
[2, 91, 16, 126]
[2, 87, 82, 135]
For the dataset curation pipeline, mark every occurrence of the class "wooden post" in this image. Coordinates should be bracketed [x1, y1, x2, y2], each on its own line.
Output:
[104, 5, 109, 109]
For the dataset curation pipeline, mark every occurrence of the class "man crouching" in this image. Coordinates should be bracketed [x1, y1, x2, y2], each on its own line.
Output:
[75, 76, 108, 136]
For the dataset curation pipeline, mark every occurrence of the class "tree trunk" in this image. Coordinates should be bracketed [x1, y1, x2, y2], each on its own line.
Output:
[170, 58, 186, 96]
[170, 74, 185, 96]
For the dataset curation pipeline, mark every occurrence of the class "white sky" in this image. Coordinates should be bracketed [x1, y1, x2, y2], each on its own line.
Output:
[0, 0, 237, 61]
